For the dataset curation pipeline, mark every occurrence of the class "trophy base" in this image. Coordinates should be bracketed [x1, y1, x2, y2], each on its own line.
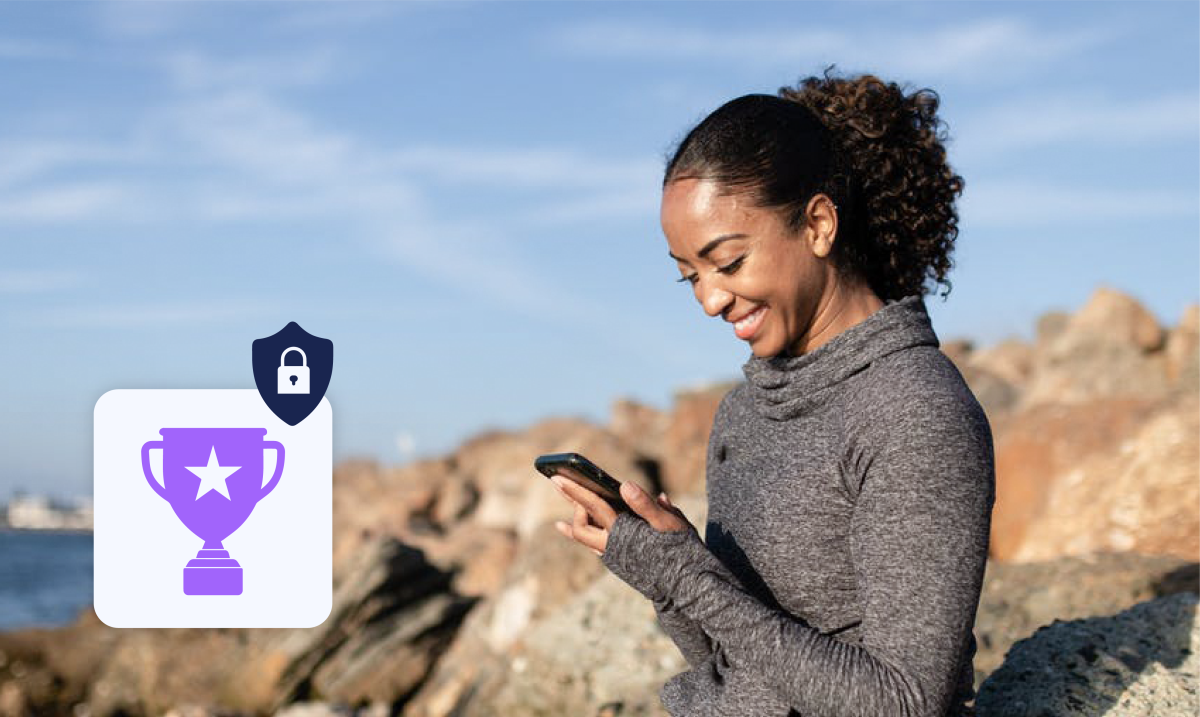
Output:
[183, 549, 243, 595]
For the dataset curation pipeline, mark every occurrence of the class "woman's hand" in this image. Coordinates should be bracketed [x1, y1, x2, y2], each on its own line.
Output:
[551, 476, 693, 556]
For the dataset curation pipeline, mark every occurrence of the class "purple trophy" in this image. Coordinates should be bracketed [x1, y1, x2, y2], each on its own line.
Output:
[141, 428, 285, 595]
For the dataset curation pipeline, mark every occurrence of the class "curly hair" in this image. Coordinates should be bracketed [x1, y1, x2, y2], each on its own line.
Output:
[663, 67, 964, 302]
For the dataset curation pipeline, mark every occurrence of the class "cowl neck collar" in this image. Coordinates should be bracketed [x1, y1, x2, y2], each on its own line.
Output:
[741, 294, 939, 421]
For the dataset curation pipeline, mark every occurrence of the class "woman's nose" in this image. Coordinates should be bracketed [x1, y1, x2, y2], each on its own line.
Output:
[700, 284, 734, 317]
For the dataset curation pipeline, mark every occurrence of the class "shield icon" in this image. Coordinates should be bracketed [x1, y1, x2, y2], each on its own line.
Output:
[252, 322, 334, 426]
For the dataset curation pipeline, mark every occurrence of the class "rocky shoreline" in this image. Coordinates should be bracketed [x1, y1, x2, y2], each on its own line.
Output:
[1, 286, 1196, 717]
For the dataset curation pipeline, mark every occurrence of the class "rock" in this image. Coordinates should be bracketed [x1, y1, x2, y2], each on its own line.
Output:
[264, 537, 474, 709]
[1165, 304, 1199, 392]
[610, 398, 671, 464]
[458, 420, 655, 539]
[989, 397, 1163, 560]
[972, 552, 1199, 690]
[1009, 395, 1199, 562]
[404, 495, 707, 717]
[273, 702, 353, 717]
[404, 522, 518, 598]
[940, 338, 975, 371]
[1020, 287, 1171, 408]
[1035, 311, 1071, 349]
[975, 592, 1199, 716]
[456, 575, 680, 717]
[164, 706, 241, 717]
[660, 383, 735, 496]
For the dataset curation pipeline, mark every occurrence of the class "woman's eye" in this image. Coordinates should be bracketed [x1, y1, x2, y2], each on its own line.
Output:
[676, 274, 699, 285]
[717, 256, 745, 274]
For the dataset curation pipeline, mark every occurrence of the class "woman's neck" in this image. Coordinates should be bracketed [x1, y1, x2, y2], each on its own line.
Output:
[785, 278, 885, 357]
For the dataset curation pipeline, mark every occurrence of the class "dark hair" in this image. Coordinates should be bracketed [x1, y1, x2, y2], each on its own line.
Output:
[663, 67, 964, 302]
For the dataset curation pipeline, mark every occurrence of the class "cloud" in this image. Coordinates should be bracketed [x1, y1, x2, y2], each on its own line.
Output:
[960, 180, 1198, 227]
[29, 301, 277, 330]
[163, 48, 342, 93]
[395, 431, 417, 460]
[0, 269, 84, 294]
[387, 145, 659, 190]
[954, 91, 1200, 163]
[547, 16, 1116, 83]
[0, 38, 72, 60]
[0, 182, 138, 222]
[0, 140, 127, 188]
[94, 0, 472, 37]
[0, 45, 668, 352]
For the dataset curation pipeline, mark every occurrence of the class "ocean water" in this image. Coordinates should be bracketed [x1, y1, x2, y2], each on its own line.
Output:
[0, 530, 94, 631]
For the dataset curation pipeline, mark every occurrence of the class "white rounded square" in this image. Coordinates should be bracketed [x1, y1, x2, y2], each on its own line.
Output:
[93, 389, 332, 628]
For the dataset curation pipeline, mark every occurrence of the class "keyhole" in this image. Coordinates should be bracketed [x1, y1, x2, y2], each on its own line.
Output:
[290, 375, 298, 385]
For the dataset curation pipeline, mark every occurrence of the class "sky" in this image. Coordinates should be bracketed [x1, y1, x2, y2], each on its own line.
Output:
[1, 1, 1197, 501]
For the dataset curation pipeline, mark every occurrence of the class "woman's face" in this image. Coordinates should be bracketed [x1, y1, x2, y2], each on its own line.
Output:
[661, 178, 838, 358]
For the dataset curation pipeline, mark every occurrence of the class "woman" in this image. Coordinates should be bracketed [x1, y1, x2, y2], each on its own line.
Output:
[551, 70, 995, 717]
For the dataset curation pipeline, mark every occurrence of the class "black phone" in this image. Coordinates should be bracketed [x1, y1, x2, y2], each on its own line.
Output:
[534, 452, 630, 513]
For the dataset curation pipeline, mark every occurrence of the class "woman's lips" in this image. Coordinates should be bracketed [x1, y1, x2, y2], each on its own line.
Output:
[733, 305, 767, 340]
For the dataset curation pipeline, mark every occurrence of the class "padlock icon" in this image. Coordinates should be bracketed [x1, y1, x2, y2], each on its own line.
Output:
[277, 347, 311, 394]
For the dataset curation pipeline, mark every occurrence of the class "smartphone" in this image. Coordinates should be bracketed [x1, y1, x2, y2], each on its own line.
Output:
[534, 452, 630, 513]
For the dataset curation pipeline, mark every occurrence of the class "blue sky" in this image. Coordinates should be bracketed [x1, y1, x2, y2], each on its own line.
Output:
[1, 1, 1197, 500]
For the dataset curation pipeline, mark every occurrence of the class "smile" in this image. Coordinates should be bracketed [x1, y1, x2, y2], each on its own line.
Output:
[733, 305, 767, 340]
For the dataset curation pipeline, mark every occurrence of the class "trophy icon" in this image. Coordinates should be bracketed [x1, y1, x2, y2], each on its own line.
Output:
[141, 428, 285, 595]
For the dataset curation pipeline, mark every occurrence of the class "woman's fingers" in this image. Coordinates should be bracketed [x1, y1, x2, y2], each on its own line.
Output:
[572, 502, 605, 555]
[552, 476, 617, 530]
[621, 482, 688, 533]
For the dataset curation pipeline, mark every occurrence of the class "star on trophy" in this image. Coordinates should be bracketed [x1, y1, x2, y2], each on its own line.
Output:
[141, 428, 285, 595]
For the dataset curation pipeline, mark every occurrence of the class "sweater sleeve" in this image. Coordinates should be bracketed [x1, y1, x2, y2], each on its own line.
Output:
[601, 391, 995, 717]
[652, 596, 715, 668]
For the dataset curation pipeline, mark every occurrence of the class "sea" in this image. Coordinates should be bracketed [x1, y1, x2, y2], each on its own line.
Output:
[0, 530, 94, 631]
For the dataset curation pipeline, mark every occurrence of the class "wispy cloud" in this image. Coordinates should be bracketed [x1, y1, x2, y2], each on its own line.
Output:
[0, 140, 128, 188]
[0, 269, 84, 294]
[29, 301, 277, 330]
[386, 145, 658, 190]
[0, 38, 72, 60]
[0, 182, 138, 222]
[954, 91, 1200, 164]
[547, 17, 1116, 83]
[961, 180, 1198, 227]
[163, 48, 342, 92]
[97, 0, 472, 37]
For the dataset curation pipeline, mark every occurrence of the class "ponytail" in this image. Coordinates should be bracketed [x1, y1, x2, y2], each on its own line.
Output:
[664, 67, 964, 301]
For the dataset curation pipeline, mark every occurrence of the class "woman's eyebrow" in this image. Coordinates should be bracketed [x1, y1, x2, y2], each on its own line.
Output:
[668, 233, 748, 262]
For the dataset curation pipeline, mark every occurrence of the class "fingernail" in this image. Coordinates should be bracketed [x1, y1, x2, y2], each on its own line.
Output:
[551, 476, 565, 488]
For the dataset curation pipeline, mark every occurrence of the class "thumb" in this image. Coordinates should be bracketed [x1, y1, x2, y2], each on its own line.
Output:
[620, 480, 650, 508]
[621, 481, 674, 532]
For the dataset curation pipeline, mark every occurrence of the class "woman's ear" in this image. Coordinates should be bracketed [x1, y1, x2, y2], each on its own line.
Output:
[805, 193, 838, 258]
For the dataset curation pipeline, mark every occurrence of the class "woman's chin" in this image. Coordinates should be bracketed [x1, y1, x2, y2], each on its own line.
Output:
[747, 338, 781, 358]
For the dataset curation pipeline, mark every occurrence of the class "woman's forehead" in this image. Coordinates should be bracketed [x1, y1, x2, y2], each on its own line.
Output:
[662, 179, 774, 251]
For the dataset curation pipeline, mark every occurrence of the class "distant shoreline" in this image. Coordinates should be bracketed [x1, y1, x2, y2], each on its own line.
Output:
[0, 527, 93, 536]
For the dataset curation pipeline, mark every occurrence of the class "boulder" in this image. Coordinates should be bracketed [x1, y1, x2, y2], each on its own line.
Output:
[1165, 304, 1199, 392]
[261, 537, 474, 709]
[972, 552, 1199, 690]
[975, 592, 1199, 716]
[989, 397, 1163, 560]
[1009, 394, 1199, 562]
[404, 494, 707, 717]
[659, 383, 734, 496]
[1020, 287, 1171, 409]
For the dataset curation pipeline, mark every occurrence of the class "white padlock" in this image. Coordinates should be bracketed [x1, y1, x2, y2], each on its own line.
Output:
[278, 347, 311, 394]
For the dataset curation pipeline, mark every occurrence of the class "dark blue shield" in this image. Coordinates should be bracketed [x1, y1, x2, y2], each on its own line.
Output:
[252, 322, 334, 426]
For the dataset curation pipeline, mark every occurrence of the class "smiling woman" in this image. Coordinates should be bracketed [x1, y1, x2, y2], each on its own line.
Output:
[553, 68, 994, 717]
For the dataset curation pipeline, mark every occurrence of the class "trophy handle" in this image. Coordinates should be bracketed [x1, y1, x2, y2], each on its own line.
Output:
[141, 440, 169, 501]
[259, 440, 286, 501]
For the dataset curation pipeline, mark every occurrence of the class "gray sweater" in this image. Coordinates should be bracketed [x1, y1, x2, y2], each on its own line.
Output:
[601, 294, 995, 717]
